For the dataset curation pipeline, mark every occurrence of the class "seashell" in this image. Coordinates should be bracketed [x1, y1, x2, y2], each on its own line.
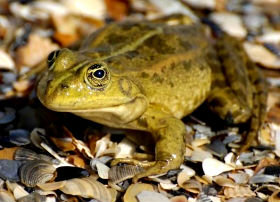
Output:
[224, 185, 255, 198]
[62, 0, 106, 19]
[136, 190, 171, 202]
[19, 160, 56, 187]
[0, 190, 15, 202]
[196, 193, 213, 202]
[257, 32, 280, 44]
[49, 136, 75, 152]
[55, 166, 89, 181]
[6, 181, 28, 200]
[0, 49, 15, 70]
[182, 0, 216, 9]
[30, 128, 48, 150]
[170, 195, 188, 202]
[38, 176, 116, 202]
[0, 108, 16, 125]
[17, 192, 47, 202]
[249, 174, 278, 184]
[191, 139, 210, 147]
[210, 12, 247, 38]
[208, 196, 222, 202]
[223, 134, 242, 145]
[226, 198, 247, 202]
[14, 148, 58, 164]
[177, 165, 195, 188]
[95, 134, 115, 157]
[96, 161, 110, 179]
[8, 129, 30, 146]
[207, 139, 227, 158]
[202, 158, 234, 177]
[0, 147, 18, 160]
[193, 124, 214, 138]
[66, 155, 86, 168]
[108, 164, 144, 185]
[149, 0, 198, 22]
[180, 179, 202, 193]
[213, 176, 235, 187]
[115, 138, 136, 159]
[243, 42, 280, 69]
[228, 172, 249, 184]
[191, 149, 213, 162]
[0, 160, 22, 182]
[124, 183, 154, 202]
[268, 190, 280, 202]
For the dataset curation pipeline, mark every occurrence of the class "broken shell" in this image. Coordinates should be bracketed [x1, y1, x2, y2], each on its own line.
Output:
[180, 179, 202, 193]
[170, 195, 188, 202]
[191, 149, 213, 162]
[17, 192, 47, 202]
[228, 172, 249, 184]
[0, 190, 15, 202]
[0, 49, 15, 71]
[108, 164, 144, 185]
[8, 129, 30, 146]
[177, 165, 195, 188]
[14, 148, 57, 164]
[210, 12, 247, 38]
[96, 161, 110, 179]
[0, 108, 16, 125]
[19, 160, 56, 187]
[137, 190, 171, 202]
[124, 183, 154, 202]
[213, 176, 235, 187]
[6, 181, 28, 200]
[30, 128, 47, 150]
[243, 42, 280, 69]
[115, 138, 136, 159]
[202, 158, 234, 177]
[224, 185, 256, 198]
[0, 160, 22, 182]
[249, 174, 278, 184]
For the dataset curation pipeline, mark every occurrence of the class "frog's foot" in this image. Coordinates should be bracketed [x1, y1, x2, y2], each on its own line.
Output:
[111, 158, 155, 168]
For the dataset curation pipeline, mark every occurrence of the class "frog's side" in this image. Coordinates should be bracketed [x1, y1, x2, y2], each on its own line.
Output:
[37, 16, 267, 182]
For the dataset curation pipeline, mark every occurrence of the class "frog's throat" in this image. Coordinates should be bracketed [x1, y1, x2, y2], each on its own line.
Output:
[71, 95, 148, 127]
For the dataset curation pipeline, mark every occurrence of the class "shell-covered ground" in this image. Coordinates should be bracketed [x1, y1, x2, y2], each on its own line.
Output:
[1, 0, 280, 202]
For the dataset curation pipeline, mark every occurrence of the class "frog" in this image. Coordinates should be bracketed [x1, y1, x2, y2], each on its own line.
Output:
[37, 15, 267, 182]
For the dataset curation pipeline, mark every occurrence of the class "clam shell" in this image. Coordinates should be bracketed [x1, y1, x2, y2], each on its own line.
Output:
[39, 176, 116, 202]
[0, 160, 22, 182]
[249, 174, 278, 184]
[228, 172, 249, 184]
[124, 183, 154, 202]
[19, 160, 56, 187]
[202, 158, 234, 177]
[224, 185, 255, 198]
[213, 176, 235, 187]
[115, 138, 136, 159]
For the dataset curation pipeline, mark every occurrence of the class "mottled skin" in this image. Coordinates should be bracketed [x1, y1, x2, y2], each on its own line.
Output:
[37, 16, 267, 181]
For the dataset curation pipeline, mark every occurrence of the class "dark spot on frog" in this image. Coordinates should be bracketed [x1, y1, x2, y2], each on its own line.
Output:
[182, 61, 192, 71]
[152, 73, 164, 83]
[141, 72, 149, 78]
[168, 81, 174, 88]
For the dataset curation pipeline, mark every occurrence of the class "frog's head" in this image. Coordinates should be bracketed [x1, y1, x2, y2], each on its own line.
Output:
[37, 49, 147, 120]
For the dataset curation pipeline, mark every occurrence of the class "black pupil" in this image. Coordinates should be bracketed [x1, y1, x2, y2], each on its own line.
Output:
[93, 69, 105, 78]
[48, 51, 56, 62]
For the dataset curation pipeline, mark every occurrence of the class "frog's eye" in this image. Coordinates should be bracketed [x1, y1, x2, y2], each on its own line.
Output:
[47, 50, 60, 69]
[85, 63, 110, 90]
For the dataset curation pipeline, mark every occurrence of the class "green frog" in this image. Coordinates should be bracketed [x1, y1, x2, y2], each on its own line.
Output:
[37, 15, 267, 182]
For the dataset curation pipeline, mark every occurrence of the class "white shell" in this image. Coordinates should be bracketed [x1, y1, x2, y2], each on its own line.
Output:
[96, 161, 110, 179]
[191, 149, 213, 162]
[0, 49, 15, 71]
[210, 12, 247, 38]
[115, 138, 136, 159]
[182, 0, 216, 9]
[257, 31, 280, 44]
[202, 158, 234, 177]
[6, 181, 28, 200]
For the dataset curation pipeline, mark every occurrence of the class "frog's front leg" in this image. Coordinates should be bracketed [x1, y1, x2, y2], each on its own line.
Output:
[112, 108, 186, 182]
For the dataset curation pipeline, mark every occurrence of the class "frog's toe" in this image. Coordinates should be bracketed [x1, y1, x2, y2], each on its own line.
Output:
[111, 158, 155, 167]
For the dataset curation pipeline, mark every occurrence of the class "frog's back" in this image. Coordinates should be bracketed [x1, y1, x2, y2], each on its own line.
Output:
[80, 21, 213, 118]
